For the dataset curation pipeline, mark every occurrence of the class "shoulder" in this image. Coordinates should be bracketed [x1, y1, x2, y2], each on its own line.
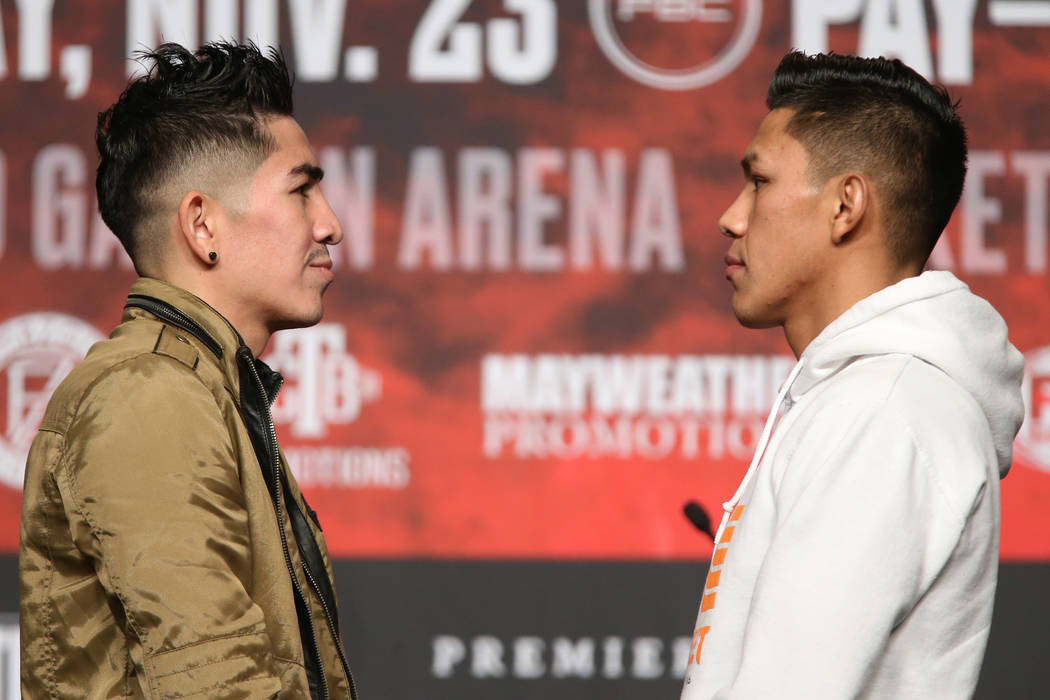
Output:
[816, 354, 989, 452]
[784, 355, 993, 514]
[57, 337, 238, 481]
[802, 354, 984, 427]
[41, 318, 208, 435]
[886, 357, 995, 512]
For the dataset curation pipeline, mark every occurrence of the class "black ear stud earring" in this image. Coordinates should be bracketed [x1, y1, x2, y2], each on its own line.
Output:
[209, 252, 217, 262]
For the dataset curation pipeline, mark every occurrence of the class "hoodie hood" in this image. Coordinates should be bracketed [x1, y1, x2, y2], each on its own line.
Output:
[791, 270, 1024, 476]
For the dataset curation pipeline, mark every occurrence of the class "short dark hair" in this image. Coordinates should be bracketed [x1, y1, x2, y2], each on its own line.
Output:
[766, 51, 967, 265]
[96, 41, 294, 269]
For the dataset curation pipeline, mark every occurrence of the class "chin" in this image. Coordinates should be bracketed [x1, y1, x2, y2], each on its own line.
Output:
[736, 317, 780, 330]
[272, 305, 326, 332]
[731, 301, 780, 330]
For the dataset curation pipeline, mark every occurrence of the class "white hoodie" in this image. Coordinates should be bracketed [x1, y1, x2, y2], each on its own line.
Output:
[680, 271, 1025, 700]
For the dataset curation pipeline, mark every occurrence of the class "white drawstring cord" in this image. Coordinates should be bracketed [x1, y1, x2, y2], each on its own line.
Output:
[711, 358, 806, 544]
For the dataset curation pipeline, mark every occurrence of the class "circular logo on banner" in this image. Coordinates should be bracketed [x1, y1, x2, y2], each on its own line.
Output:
[588, 0, 762, 90]
[0, 313, 103, 490]
[1015, 346, 1050, 474]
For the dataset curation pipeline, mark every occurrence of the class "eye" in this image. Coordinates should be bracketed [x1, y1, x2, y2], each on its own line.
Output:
[293, 182, 314, 197]
[749, 175, 767, 191]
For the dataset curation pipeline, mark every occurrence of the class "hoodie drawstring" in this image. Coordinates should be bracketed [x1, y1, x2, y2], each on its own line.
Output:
[711, 358, 807, 545]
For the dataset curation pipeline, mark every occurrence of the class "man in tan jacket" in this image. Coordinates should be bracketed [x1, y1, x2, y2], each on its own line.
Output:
[19, 42, 355, 699]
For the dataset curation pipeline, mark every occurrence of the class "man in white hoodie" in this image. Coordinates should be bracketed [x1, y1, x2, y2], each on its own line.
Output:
[681, 52, 1025, 699]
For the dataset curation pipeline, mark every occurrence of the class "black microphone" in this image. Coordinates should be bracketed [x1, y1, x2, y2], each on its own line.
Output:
[683, 500, 715, 541]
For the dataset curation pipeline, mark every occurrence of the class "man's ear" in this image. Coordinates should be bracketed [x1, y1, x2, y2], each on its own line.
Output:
[176, 190, 221, 265]
[830, 173, 870, 245]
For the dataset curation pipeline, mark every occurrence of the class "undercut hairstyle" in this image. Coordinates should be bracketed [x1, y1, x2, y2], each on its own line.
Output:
[766, 51, 967, 265]
[96, 41, 294, 270]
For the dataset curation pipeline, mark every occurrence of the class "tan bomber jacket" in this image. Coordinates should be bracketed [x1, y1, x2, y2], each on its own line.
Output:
[19, 278, 356, 699]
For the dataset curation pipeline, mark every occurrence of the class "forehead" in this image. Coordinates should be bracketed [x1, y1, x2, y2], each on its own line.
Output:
[743, 108, 810, 170]
[258, 115, 316, 172]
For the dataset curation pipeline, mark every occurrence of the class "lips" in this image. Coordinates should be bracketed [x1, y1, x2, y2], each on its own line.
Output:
[308, 256, 334, 281]
[307, 248, 333, 269]
[724, 253, 744, 278]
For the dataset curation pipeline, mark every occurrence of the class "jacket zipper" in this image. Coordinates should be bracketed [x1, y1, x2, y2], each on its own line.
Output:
[243, 352, 357, 700]
[243, 354, 331, 700]
[299, 543, 358, 700]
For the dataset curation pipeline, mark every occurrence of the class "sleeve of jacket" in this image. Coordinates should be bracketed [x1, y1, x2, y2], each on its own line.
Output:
[56, 354, 282, 699]
[721, 391, 985, 699]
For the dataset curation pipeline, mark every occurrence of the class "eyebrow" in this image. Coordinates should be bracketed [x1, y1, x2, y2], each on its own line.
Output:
[740, 152, 758, 177]
[289, 163, 325, 182]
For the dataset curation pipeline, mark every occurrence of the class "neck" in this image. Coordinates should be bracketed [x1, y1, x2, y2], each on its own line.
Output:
[218, 311, 270, 358]
[783, 254, 922, 357]
[156, 268, 271, 357]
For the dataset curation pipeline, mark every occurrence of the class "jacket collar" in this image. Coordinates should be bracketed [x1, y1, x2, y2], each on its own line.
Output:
[122, 278, 282, 402]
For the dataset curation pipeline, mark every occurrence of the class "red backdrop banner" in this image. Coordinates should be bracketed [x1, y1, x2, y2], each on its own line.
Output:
[1, 0, 1048, 560]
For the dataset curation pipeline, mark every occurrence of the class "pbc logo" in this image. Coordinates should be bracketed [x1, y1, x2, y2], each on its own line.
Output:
[588, 0, 762, 90]
[0, 313, 103, 490]
[1016, 346, 1050, 474]
[265, 324, 381, 439]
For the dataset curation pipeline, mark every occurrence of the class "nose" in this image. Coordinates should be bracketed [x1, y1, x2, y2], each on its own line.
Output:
[718, 187, 749, 239]
[313, 188, 344, 246]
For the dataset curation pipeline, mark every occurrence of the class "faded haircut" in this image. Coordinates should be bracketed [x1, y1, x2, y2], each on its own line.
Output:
[766, 51, 967, 265]
[95, 41, 294, 271]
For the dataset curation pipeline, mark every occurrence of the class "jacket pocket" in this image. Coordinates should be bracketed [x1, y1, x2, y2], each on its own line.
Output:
[145, 631, 282, 699]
